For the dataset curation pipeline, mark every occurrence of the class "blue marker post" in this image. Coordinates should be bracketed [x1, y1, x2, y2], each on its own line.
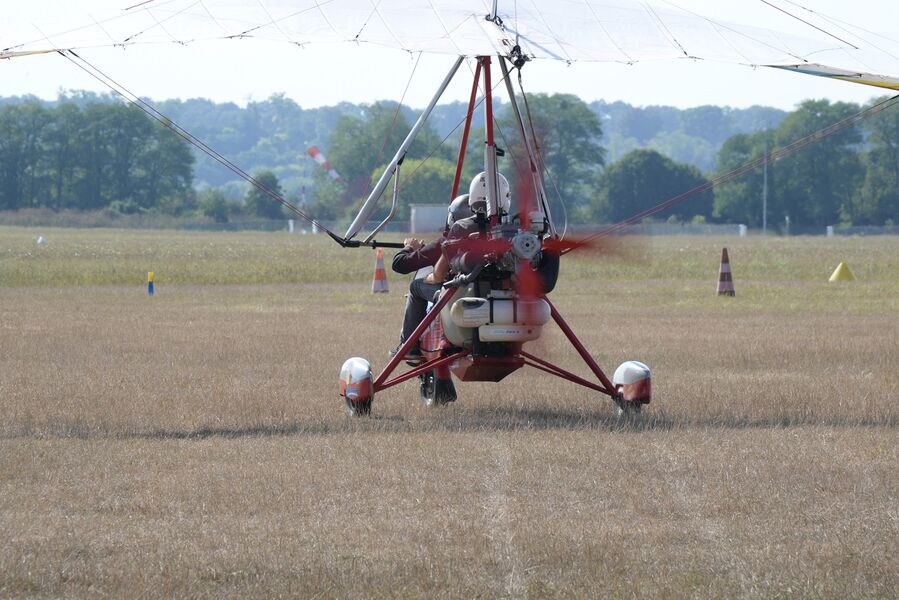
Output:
[147, 271, 155, 296]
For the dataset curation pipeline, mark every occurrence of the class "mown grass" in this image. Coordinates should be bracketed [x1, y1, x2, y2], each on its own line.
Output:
[1, 226, 897, 598]
[3, 226, 898, 292]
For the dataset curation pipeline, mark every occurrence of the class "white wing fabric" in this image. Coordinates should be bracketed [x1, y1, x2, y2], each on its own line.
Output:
[3, 0, 898, 86]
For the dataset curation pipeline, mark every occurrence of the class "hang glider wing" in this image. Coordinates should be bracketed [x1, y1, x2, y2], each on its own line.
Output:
[3, 1, 898, 90]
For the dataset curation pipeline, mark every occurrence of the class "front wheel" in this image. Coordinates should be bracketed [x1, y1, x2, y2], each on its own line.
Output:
[345, 397, 372, 417]
[614, 401, 642, 419]
[419, 371, 457, 407]
[613, 389, 642, 421]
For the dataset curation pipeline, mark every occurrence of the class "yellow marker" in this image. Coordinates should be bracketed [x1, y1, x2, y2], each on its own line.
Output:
[829, 262, 855, 282]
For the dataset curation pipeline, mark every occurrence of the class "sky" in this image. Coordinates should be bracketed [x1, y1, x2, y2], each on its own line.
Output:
[2, 1, 898, 110]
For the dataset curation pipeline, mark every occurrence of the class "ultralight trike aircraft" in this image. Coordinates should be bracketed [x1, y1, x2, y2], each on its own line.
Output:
[337, 53, 653, 417]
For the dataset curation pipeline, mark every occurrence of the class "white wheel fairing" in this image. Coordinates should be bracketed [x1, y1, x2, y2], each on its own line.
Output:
[339, 357, 373, 403]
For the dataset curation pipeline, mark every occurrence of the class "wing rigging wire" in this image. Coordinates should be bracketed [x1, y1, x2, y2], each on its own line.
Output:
[515, 67, 570, 238]
[123, 1, 203, 44]
[352, 0, 382, 41]
[355, 0, 410, 53]
[256, 0, 295, 44]
[375, 58, 512, 202]
[519, 0, 575, 63]
[424, 0, 467, 59]
[560, 93, 899, 254]
[659, 0, 828, 65]
[198, 0, 232, 37]
[57, 49, 336, 236]
[758, 0, 858, 49]
[643, 2, 690, 58]
[582, 0, 635, 64]
[365, 51, 423, 194]
[773, 0, 899, 71]
[90, 15, 121, 48]
[52, 45, 493, 245]
[780, 0, 899, 49]
[126, 1, 164, 10]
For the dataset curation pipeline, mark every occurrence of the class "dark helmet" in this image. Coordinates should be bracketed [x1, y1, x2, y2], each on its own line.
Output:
[447, 194, 471, 227]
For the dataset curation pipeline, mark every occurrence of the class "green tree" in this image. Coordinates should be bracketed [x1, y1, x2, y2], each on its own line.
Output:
[135, 120, 195, 213]
[0, 101, 51, 209]
[590, 149, 711, 223]
[312, 101, 447, 222]
[715, 101, 868, 229]
[772, 100, 863, 227]
[713, 131, 770, 226]
[198, 188, 230, 223]
[852, 98, 899, 225]
[500, 93, 605, 220]
[74, 103, 116, 210]
[362, 157, 457, 221]
[43, 102, 85, 209]
[245, 170, 285, 219]
[98, 103, 154, 208]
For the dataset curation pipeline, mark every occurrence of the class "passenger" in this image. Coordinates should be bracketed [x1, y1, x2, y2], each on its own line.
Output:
[428, 171, 560, 294]
[425, 172, 511, 285]
[390, 194, 470, 360]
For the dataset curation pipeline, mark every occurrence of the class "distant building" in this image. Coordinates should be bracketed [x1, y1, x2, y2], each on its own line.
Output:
[410, 204, 447, 234]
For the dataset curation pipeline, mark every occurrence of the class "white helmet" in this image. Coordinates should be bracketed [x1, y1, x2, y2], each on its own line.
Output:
[468, 171, 511, 215]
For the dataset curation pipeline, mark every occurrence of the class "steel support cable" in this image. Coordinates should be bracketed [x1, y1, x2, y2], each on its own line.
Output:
[561, 93, 899, 254]
[368, 51, 423, 195]
[516, 67, 570, 237]
[778, 0, 899, 64]
[59, 49, 335, 234]
[759, 0, 858, 49]
[382, 61, 514, 200]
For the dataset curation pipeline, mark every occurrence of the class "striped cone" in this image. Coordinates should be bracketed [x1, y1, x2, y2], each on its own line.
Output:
[717, 247, 735, 296]
[372, 248, 389, 293]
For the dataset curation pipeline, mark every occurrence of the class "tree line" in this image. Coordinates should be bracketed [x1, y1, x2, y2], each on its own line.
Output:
[0, 101, 194, 214]
[1, 94, 896, 229]
[310, 94, 897, 229]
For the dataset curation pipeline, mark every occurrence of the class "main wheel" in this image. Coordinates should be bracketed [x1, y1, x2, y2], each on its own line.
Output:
[613, 385, 643, 421]
[419, 371, 457, 407]
[614, 401, 642, 418]
[345, 397, 372, 417]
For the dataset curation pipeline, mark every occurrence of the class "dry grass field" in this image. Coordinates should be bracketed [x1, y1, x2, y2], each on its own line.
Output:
[1, 226, 896, 598]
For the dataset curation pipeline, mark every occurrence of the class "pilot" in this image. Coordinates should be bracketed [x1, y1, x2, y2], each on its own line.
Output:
[390, 194, 471, 360]
[424, 171, 511, 285]
[427, 171, 560, 293]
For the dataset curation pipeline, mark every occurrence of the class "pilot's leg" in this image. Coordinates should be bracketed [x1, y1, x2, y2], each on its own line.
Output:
[401, 278, 441, 344]
[399, 280, 422, 344]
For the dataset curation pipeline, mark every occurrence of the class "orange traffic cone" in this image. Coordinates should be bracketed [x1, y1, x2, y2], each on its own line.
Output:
[372, 248, 389, 293]
[717, 247, 735, 296]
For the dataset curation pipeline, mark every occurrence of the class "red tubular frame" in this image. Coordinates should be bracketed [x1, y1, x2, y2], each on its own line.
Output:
[543, 295, 617, 392]
[449, 61, 481, 204]
[376, 349, 471, 391]
[520, 351, 612, 396]
[373, 287, 458, 391]
[369, 57, 620, 406]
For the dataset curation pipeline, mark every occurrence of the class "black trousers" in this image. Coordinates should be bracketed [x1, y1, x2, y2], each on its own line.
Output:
[400, 277, 443, 344]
